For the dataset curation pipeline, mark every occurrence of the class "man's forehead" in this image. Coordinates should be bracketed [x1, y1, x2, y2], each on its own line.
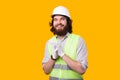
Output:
[53, 15, 66, 19]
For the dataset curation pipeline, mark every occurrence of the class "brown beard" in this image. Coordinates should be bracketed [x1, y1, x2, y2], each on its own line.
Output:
[52, 24, 68, 36]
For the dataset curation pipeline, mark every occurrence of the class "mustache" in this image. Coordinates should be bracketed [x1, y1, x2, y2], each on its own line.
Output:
[55, 23, 64, 27]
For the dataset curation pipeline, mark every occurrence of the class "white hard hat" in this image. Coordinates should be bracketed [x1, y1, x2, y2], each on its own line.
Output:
[52, 6, 71, 18]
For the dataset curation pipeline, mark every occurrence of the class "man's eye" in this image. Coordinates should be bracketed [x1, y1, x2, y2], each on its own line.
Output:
[61, 18, 65, 20]
[54, 19, 57, 21]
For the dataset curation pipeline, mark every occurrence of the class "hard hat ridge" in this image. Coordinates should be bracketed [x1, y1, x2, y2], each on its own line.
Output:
[52, 6, 71, 18]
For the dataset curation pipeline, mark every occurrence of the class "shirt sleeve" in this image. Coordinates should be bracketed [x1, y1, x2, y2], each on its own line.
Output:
[42, 41, 51, 64]
[76, 37, 88, 70]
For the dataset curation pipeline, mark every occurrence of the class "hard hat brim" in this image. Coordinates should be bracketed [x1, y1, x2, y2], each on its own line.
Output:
[51, 14, 70, 19]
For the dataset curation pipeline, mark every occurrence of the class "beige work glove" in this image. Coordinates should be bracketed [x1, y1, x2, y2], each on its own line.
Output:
[51, 41, 60, 59]
[52, 46, 59, 59]
[58, 45, 64, 57]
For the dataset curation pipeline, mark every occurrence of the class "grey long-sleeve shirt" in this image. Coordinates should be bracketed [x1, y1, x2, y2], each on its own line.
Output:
[42, 33, 88, 70]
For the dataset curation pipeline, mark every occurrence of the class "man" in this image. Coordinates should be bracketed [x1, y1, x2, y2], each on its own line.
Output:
[42, 6, 88, 80]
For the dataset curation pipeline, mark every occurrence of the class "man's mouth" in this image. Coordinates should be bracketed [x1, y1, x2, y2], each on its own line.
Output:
[57, 25, 63, 28]
[56, 24, 64, 28]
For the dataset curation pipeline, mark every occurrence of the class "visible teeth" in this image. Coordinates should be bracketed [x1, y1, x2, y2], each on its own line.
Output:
[57, 25, 63, 27]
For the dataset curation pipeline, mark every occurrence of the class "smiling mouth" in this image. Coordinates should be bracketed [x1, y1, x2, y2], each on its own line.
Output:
[57, 25, 63, 28]
[56, 23, 64, 27]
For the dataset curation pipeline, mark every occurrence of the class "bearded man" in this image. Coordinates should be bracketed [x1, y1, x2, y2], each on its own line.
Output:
[42, 6, 88, 80]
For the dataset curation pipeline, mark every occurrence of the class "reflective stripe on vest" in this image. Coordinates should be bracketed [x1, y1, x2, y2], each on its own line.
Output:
[48, 34, 83, 79]
[53, 64, 72, 70]
[50, 76, 83, 80]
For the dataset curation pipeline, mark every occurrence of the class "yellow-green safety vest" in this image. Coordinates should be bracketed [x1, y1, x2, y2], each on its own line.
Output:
[48, 34, 83, 80]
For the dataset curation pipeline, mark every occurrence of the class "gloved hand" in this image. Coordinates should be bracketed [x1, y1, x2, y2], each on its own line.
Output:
[52, 48, 58, 59]
[57, 45, 65, 58]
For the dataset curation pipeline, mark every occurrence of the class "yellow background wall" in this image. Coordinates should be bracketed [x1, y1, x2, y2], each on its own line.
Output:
[0, 0, 120, 80]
